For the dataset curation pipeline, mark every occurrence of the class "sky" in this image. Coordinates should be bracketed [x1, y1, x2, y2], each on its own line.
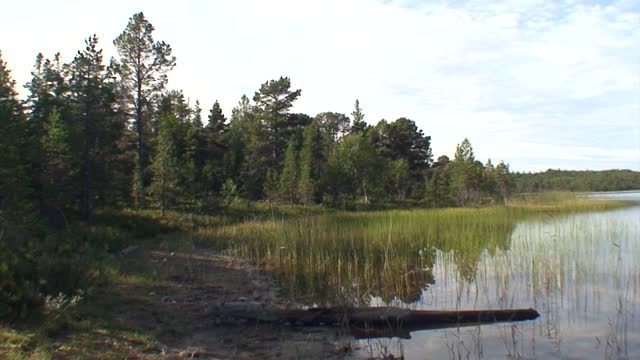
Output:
[1, 0, 639, 172]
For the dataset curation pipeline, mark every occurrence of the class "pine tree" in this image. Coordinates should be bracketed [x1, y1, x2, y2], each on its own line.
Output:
[240, 106, 270, 199]
[252, 77, 301, 166]
[113, 12, 176, 208]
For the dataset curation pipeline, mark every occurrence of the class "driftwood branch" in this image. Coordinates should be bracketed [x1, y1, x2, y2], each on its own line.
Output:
[212, 303, 540, 339]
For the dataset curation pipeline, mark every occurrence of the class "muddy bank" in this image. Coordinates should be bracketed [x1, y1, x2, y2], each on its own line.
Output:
[108, 249, 353, 359]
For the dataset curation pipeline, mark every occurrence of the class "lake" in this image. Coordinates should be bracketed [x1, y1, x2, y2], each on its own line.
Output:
[219, 192, 639, 359]
[364, 192, 640, 359]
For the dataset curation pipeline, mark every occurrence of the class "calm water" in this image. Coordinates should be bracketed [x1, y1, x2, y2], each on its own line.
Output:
[361, 192, 640, 359]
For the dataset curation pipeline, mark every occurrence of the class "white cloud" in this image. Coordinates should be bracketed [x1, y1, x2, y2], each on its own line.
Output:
[1, 0, 638, 171]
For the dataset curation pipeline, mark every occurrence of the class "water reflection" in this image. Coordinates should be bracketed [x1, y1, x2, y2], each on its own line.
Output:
[396, 198, 640, 359]
[275, 220, 515, 306]
[239, 192, 640, 359]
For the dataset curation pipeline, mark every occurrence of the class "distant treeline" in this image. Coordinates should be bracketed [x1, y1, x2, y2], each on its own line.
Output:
[513, 169, 640, 193]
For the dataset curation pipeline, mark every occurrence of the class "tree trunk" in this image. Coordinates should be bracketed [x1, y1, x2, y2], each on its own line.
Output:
[211, 303, 539, 339]
[362, 180, 368, 207]
[135, 73, 145, 209]
[80, 114, 92, 223]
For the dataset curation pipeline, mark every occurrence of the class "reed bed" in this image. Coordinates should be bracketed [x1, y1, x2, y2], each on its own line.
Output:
[207, 198, 628, 305]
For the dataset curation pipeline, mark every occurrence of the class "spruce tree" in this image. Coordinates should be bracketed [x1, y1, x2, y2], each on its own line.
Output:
[350, 99, 367, 134]
[202, 100, 228, 198]
[0, 53, 39, 319]
[66, 35, 121, 221]
[450, 138, 482, 206]
[24, 53, 67, 214]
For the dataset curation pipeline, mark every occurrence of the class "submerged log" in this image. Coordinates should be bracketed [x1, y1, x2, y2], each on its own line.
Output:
[214, 302, 540, 339]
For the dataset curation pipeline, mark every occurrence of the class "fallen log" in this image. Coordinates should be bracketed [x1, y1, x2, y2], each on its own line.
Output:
[212, 302, 540, 339]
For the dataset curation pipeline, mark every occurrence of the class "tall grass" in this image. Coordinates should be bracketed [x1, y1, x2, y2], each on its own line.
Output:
[207, 197, 628, 305]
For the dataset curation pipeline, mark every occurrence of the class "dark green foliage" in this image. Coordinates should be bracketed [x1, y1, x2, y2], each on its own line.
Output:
[226, 95, 252, 186]
[237, 78, 306, 200]
[0, 51, 32, 221]
[513, 169, 640, 193]
[263, 168, 280, 204]
[24, 52, 69, 217]
[323, 133, 385, 207]
[240, 113, 271, 199]
[202, 100, 228, 201]
[314, 111, 350, 145]
[494, 161, 512, 203]
[371, 118, 433, 198]
[388, 159, 411, 200]
[279, 139, 299, 205]
[425, 169, 453, 207]
[298, 122, 324, 205]
[449, 138, 483, 205]
[0, 52, 40, 319]
[41, 107, 76, 219]
[426, 139, 513, 207]
[150, 113, 180, 215]
[66, 35, 123, 220]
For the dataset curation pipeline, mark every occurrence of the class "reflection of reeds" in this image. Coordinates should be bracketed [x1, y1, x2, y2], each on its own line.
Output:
[210, 199, 626, 306]
[215, 207, 521, 304]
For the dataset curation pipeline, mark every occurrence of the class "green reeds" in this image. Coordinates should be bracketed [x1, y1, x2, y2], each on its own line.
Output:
[208, 197, 629, 305]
